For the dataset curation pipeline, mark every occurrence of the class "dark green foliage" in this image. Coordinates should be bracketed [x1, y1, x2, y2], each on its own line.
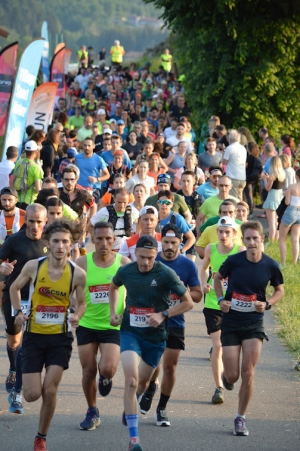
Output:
[144, 0, 300, 138]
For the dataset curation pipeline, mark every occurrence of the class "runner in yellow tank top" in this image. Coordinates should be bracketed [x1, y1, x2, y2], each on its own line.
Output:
[10, 219, 86, 451]
[75, 221, 131, 431]
[200, 216, 245, 405]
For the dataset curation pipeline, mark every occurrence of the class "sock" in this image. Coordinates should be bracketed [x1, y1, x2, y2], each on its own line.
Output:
[36, 433, 47, 439]
[88, 406, 97, 413]
[236, 414, 246, 419]
[14, 347, 22, 392]
[126, 414, 139, 439]
[157, 392, 170, 410]
[148, 380, 157, 393]
[7, 344, 20, 372]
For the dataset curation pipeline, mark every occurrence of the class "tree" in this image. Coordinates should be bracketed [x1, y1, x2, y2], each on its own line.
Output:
[144, 0, 300, 139]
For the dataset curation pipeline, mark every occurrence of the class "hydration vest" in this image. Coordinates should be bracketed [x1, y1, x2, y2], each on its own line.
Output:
[107, 205, 132, 237]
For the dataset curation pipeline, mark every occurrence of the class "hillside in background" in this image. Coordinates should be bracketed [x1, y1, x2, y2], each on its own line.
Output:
[0, 0, 168, 60]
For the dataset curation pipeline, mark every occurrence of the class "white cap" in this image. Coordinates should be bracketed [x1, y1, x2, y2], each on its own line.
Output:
[25, 140, 39, 151]
[139, 206, 158, 218]
[217, 216, 237, 230]
[97, 108, 106, 115]
[103, 128, 112, 135]
[146, 78, 152, 84]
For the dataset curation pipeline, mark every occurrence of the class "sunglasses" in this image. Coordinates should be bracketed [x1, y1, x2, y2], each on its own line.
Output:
[158, 199, 172, 206]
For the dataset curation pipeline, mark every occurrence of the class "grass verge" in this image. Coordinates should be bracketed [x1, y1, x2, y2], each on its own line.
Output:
[265, 241, 300, 360]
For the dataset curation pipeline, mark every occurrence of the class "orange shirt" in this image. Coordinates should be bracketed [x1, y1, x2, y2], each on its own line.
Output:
[4, 209, 26, 235]
[147, 168, 166, 191]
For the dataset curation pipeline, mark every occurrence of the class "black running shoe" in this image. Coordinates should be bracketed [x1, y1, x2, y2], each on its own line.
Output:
[222, 372, 234, 390]
[5, 371, 16, 393]
[154, 408, 170, 427]
[98, 375, 112, 397]
[138, 382, 158, 414]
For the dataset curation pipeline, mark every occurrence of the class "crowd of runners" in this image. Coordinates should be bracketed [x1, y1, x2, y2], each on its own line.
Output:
[0, 40, 291, 451]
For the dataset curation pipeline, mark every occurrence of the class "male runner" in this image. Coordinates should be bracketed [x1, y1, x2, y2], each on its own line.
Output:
[10, 219, 86, 451]
[76, 222, 130, 430]
[139, 224, 201, 426]
[109, 235, 193, 451]
[214, 220, 284, 436]
[0, 204, 48, 414]
[200, 217, 244, 404]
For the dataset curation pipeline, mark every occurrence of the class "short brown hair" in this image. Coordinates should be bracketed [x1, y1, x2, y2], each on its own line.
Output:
[157, 190, 174, 201]
[241, 220, 264, 237]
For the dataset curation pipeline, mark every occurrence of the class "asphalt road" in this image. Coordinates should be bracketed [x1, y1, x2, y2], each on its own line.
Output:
[0, 212, 299, 451]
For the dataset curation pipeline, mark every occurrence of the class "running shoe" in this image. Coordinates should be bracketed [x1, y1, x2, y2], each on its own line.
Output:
[5, 370, 16, 393]
[33, 437, 48, 451]
[209, 347, 213, 361]
[234, 416, 249, 436]
[122, 411, 127, 426]
[154, 408, 170, 427]
[222, 372, 234, 390]
[79, 408, 101, 430]
[138, 382, 158, 414]
[128, 438, 143, 451]
[8, 388, 24, 414]
[211, 387, 224, 404]
[98, 375, 112, 396]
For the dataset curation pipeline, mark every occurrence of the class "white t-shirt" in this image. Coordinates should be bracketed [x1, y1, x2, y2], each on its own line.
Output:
[90, 206, 127, 250]
[0, 160, 14, 190]
[128, 202, 140, 233]
[125, 174, 154, 198]
[223, 142, 246, 181]
[166, 135, 193, 153]
[164, 127, 177, 140]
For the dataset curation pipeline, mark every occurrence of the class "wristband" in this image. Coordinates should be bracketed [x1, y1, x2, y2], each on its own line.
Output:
[217, 296, 224, 304]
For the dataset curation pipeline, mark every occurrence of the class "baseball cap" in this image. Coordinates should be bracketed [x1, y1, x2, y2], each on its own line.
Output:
[161, 223, 182, 239]
[136, 235, 158, 250]
[97, 108, 106, 115]
[146, 78, 152, 84]
[103, 128, 112, 135]
[158, 133, 165, 138]
[25, 140, 39, 151]
[139, 206, 158, 218]
[157, 173, 171, 184]
[114, 150, 123, 157]
[110, 118, 117, 124]
[0, 186, 17, 198]
[209, 166, 223, 175]
[67, 148, 77, 158]
[217, 216, 237, 230]
[117, 119, 125, 125]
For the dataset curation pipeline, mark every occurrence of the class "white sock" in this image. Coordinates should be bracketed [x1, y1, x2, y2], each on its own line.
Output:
[236, 414, 245, 419]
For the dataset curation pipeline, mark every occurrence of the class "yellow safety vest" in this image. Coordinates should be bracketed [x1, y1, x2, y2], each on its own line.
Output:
[161, 54, 172, 72]
[111, 46, 124, 63]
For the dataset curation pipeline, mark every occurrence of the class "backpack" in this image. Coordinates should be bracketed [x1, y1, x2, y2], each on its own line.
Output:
[107, 205, 132, 237]
[13, 159, 34, 194]
[156, 212, 177, 233]
[177, 190, 204, 219]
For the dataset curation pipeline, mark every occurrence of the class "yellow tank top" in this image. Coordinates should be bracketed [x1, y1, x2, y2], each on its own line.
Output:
[111, 46, 124, 63]
[26, 257, 75, 334]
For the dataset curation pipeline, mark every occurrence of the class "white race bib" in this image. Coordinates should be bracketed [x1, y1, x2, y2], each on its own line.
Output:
[35, 306, 66, 324]
[89, 284, 110, 304]
[211, 273, 228, 291]
[129, 306, 155, 327]
[231, 292, 256, 312]
[168, 293, 181, 308]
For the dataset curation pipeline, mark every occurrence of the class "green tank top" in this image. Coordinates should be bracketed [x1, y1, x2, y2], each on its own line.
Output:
[205, 242, 240, 310]
[79, 252, 125, 330]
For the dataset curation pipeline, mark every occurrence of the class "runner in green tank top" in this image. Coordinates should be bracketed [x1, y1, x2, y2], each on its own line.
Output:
[75, 222, 131, 431]
[200, 216, 245, 405]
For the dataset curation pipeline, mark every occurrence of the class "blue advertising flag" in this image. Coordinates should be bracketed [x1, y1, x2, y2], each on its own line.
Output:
[41, 21, 49, 83]
[3, 38, 44, 157]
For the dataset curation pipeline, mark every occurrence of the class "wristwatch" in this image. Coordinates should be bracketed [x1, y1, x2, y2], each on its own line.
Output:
[13, 309, 23, 316]
[162, 310, 169, 318]
[265, 301, 272, 310]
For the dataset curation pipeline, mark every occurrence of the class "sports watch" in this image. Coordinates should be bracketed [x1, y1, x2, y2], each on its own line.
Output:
[265, 301, 272, 310]
[13, 309, 23, 316]
[162, 310, 169, 318]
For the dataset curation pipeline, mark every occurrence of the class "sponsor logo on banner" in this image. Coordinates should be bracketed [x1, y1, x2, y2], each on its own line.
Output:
[26, 82, 58, 131]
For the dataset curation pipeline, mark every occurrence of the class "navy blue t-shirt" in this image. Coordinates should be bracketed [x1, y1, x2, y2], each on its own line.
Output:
[219, 251, 283, 324]
[156, 253, 200, 328]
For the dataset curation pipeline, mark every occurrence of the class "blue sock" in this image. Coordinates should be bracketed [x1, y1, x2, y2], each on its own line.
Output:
[125, 414, 139, 438]
[88, 406, 97, 413]
[14, 347, 22, 392]
[7, 344, 20, 372]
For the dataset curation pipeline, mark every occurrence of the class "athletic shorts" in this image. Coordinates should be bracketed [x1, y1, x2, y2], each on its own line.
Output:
[221, 320, 268, 347]
[203, 307, 223, 335]
[2, 296, 22, 336]
[166, 327, 185, 350]
[120, 331, 166, 368]
[76, 326, 120, 346]
[22, 331, 73, 373]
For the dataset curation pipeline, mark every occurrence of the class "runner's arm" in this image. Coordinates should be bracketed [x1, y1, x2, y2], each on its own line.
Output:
[181, 229, 195, 254]
[10, 261, 38, 325]
[199, 244, 212, 293]
[213, 271, 231, 313]
[109, 280, 123, 326]
[188, 285, 202, 303]
[70, 266, 86, 327]
[266, 284, 284, 307]
[146, 289, 193, 327]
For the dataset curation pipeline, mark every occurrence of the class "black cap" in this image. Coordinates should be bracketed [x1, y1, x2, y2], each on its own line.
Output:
[157, 173, 171, 184]
[161, 223, 182, 240]
[136, 235, 158, 250]
[0, 186, 18, 198]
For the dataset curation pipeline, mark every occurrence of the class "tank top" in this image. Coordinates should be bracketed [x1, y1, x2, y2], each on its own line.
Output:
[290, 195, 300, 207]
[79, 252, 125, 330]
[205, 243, 240, 310]
[26, 257, 75, 334]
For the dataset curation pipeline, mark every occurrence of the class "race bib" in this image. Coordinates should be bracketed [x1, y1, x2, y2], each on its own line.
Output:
[168, 293, 181, 308]
[231, 292, 256, 312]
[211, 273, 228, 291]
[89, 284, 110, 304]
[35, 306, 66, 324]
[129, 307, 155, 327]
